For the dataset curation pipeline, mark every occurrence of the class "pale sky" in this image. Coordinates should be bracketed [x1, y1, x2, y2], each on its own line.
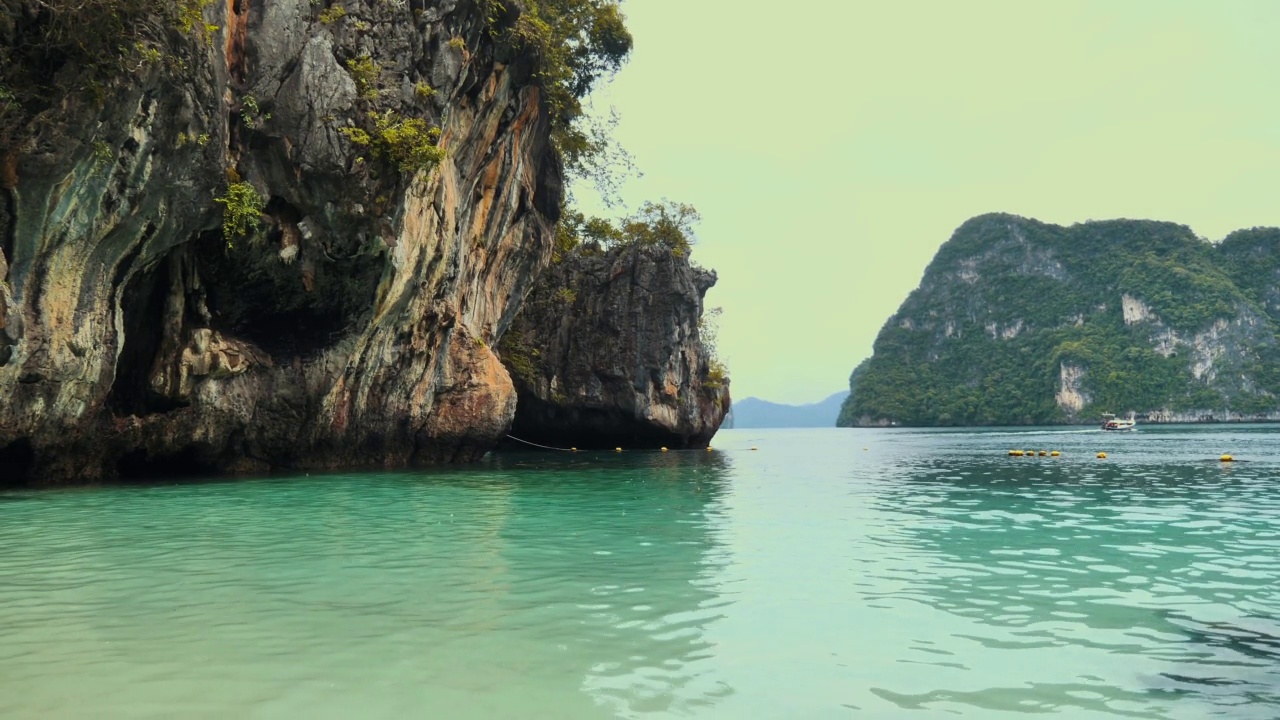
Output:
[577, 0, 1280, 405]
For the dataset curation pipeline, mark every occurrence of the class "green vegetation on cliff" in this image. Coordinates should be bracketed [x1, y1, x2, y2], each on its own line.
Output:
[555, 200, 701, 259]
[0, 0, 214, 134]
[1, 0, 629, 175]
[493, 0, 632, 189]
[838, 214, 1280, 427]
[214, 182, 264, 245]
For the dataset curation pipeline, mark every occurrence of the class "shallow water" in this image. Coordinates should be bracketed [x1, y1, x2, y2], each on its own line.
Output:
[2, 426, 1278, 718]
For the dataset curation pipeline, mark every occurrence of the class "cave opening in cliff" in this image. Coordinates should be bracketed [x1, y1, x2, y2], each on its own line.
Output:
[509, 393, 695, 450]
[193, 216, 383, 360]
[109, 252, 185, 416]
[0, 439, 34, 487]
[0, 161, 19, 280]
[115, 446, 219, 482]
[1, 188, 15, 270]
[0, 329, 13, 367]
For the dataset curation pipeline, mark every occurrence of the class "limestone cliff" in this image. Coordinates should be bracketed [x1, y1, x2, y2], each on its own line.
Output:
[0, 0, 563, 484]
[839, 214, 1280, 427]
[499, 244, 728, 449]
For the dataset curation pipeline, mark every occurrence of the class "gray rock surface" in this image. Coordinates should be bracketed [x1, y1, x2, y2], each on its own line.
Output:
[500, 244, 729, 449]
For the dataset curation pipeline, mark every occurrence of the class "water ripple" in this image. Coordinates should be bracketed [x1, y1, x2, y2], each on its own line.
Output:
[2, 427, 1279, 717]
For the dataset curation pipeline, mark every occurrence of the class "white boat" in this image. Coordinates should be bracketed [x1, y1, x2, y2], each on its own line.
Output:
[1101, 412, 1136, 431]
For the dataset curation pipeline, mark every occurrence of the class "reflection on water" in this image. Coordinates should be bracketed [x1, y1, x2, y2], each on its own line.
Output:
[0, 452, 733, 719]
[485, 453, 736, 716]
[1, 427, 1279, 718]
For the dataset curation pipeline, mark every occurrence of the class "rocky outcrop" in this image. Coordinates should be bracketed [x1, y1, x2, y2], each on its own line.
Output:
[1120, 293, 1157, 325]
[840, 214, 1280, 426]
[0, 0, 562, 484]
[499, 244, 728, 449]
[1054, 362, 1089, 414]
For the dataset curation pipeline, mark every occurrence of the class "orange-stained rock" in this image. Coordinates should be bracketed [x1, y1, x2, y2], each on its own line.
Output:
[0, 0, 560, 484]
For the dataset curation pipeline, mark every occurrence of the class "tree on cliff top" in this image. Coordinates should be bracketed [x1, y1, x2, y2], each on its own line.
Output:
[532, 1, 634, 204]
[554, 200, 700, 260]
[502, 0, 632, 183]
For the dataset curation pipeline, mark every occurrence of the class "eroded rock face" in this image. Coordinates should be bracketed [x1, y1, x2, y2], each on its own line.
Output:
[0, 0, 560, 484]
[500, 244, 729, 449]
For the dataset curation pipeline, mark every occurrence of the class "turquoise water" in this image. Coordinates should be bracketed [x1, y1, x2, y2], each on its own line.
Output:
[2, 426, 1279, 718]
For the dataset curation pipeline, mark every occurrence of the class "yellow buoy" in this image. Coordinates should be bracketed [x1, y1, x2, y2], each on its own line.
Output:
[1050, 451, 1060, 457]
[1220, 454, 1234, 462]
[1097, 452, 1107, 459]
[750, 447, 758, 451]
[1038, 450, 1048, 457]
[706, 447, 713, 452]
[1009, 450, 1023, 456]
[571, 447, 578, 452]
[1025, 450, 1036, 456]
[660, 447, 669, 452]
[614, 447, 622, 453]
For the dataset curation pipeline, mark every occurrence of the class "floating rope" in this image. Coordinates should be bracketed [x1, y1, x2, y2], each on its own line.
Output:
[504, 435, 743, 454]
[505, 434, 576, 452]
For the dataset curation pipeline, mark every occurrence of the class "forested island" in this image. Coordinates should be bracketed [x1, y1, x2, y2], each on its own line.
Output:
[839, 214, 1280, 427]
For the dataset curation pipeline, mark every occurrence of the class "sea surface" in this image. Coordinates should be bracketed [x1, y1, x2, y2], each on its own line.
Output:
[2, 426, 1279, 718]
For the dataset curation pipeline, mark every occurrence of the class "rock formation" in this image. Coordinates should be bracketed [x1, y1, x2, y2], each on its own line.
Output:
[0, 0, 563, 484]
[500, 244, 728, 449]
[839, 214, 1280, 426]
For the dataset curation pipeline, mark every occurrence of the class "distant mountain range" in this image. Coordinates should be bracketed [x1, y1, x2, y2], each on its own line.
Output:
[725, 391, 850, 428]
